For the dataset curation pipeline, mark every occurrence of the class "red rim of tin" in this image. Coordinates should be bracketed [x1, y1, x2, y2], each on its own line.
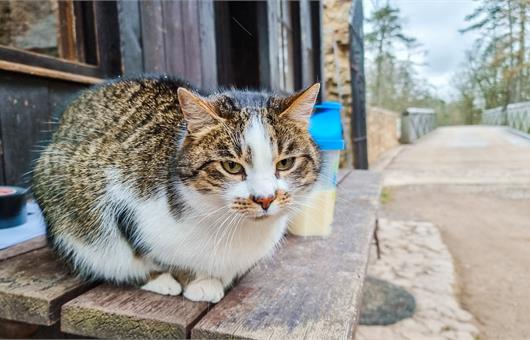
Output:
[0, 187, 17, 196]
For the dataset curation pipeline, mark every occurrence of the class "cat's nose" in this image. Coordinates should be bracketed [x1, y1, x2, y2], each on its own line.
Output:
[251, 194, 276, 210]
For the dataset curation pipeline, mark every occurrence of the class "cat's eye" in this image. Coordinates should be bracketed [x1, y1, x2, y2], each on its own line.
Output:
[276, 157, 296, 171]
[221, 161, 244, 175]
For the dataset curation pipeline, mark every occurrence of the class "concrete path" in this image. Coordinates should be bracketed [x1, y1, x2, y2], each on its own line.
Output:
[384, 126, 530, 186]
[379, 126, 530, 340]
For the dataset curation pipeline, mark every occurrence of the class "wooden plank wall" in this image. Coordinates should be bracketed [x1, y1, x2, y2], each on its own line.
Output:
[0, 0, 324, 187]
[138, 0, 218, 89]
[299, 0, 315, 88]
[265, 0, 281, 91]
[117, 0, 144, 75]
[0, 71, 86, 187]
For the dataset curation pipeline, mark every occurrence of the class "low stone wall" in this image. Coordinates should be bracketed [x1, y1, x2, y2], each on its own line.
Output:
[367, 107, 401, 165]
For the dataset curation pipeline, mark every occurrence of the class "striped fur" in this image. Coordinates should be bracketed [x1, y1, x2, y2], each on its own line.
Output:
[33, 76, 321, 302]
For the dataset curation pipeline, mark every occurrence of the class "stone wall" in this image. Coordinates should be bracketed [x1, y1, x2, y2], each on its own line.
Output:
[322, 0, 354, 166]
[323, 0, 400, 167]
[367, 107, 401, 165]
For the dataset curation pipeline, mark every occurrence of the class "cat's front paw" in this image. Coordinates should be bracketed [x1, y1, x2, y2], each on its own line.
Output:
[183, 277, 224, 303]
[141, 272, 182, 296]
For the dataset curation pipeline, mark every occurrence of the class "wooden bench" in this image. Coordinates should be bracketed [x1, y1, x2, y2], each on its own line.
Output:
[0, 170, 381, 339]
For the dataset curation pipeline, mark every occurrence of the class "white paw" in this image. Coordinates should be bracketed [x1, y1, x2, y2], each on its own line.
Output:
[141, 273, 182, 296]
[183, 278, 224, 303]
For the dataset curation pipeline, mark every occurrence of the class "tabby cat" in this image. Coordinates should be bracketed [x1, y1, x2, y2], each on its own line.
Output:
[33, 76, 321, 303]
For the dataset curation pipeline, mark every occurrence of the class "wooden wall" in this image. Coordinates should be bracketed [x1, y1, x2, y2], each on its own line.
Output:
[0, 71, 86, 187]
[117, 0, 218, 88]
[0, 0, 322, 188]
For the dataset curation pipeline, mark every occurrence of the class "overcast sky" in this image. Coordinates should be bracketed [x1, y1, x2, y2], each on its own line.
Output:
[363, 0, 481, 100]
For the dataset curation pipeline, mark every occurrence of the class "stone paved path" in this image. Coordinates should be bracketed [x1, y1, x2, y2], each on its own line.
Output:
[359, 126, 530, 339]
[356, 219, 478, 340]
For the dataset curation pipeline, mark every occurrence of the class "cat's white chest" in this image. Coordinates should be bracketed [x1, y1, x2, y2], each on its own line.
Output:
[135, 195, 287, 282]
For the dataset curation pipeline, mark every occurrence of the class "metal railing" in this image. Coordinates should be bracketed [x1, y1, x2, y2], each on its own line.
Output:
[482, 102, 530, 134]
[400, 107, 437, 143]
[349, 0, 368, 169]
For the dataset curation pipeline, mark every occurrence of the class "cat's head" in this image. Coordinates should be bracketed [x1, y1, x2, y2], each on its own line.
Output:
[175, 84, 321, 221]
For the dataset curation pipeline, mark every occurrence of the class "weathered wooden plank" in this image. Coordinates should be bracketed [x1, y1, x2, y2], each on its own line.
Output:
[117, 0, 144, 75]
[140, 0, 166, 73]
[0, 47, 103, 79]
[93, 1, 122, 78]
[160, 0, 185, 78]
[61, 285, 209, 339]
[266, 0, 281, 91]
[47, 81, 86, 122]
[257, 1, 271, 90]
[57, 1, 77, 61]
[0, 236, 47, 261]
[299, 0, 315, 87]
[213, 1, 233, 87]
[198, 0, 218, 89]
[0, 60, 103, 84]
[0, 74, 49, 187]
[0, 124, 4, 184]
[0, 248, 93, 325]
[180, 0, 202, 86]
[191, 170, 381, 339]
[0, 318, 39, 338]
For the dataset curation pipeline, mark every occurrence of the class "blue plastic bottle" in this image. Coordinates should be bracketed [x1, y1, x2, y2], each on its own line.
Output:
[288, 102, 345, 236]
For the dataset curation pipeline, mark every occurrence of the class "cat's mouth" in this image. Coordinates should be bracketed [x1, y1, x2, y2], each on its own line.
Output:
[251, 209, 277, 220]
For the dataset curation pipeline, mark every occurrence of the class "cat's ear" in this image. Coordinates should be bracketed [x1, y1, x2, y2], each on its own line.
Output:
[177, 88, 222, 133]
[279, 83, 320, 125]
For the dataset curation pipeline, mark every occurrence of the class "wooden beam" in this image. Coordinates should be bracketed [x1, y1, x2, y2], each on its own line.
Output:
[61, 285, 209, 338]
[266, 0, 281, 91]
[198, 0, 218, 89]
[92, 1, 122, 77]
[0, 248, 94, 325]
[0, 60, 102, 85]
[0, 236, 47, 261]
[140, 0, 166, 73]
[0, 46, 103, 78]
[57, 1, 78, 61]
[117, 0, 144, 75]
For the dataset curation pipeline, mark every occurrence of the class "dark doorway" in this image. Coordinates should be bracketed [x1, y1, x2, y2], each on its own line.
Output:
[215, 1, 260, 89]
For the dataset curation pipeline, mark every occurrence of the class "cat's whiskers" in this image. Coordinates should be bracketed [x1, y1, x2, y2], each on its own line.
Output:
[219, 213, 244, 275]
[211, 211, 237, 258]
[187, 204, 228, 224]
[207, 210, 239, 277]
